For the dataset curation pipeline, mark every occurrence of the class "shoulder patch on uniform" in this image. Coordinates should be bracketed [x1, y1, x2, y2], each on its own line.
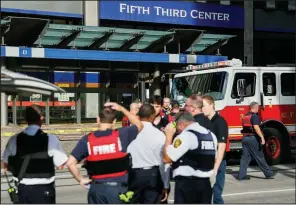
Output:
[174, 139, 182, 148]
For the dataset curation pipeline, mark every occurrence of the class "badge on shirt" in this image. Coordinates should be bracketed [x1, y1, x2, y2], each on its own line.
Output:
[174, 139, 182, 148]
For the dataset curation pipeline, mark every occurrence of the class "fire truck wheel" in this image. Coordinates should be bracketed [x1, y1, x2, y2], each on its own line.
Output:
[263, 128, 282, 165]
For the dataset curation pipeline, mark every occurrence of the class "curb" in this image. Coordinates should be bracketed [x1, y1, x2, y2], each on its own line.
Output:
[1, 122, 123, 137]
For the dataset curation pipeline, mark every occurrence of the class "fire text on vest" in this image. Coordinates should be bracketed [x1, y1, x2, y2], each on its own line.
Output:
[201, 141, 215, 150]
[93, 144, 116, 155]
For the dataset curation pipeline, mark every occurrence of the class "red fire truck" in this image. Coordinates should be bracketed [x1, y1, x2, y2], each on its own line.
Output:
[171, 59, 295, 165]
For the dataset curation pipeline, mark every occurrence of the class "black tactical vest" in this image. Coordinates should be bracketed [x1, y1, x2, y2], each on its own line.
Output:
[172, 129, 216, 172]
[8, 130, 55, 179]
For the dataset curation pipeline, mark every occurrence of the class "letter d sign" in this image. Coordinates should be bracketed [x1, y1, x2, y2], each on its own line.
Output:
[19, 48, 31, 57]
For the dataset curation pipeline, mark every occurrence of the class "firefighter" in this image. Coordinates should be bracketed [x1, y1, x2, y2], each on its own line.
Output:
[2, 105, 68, 204]
[238, 102, 277, 180]
[66, 102, 143, 204]
[163, 111, 218, 204]
[122, 102, 139, 127]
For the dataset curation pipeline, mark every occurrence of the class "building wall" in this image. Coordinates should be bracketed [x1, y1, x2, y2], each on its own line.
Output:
[1, 1, 83, 18]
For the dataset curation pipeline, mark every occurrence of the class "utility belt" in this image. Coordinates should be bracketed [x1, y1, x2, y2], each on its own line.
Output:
[132, 165, 159, 171]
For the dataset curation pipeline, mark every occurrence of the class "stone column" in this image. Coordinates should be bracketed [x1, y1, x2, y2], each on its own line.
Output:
[84, 1, 100, 119]
[244, 1, 254, 66]
[1, 93, 8, 126]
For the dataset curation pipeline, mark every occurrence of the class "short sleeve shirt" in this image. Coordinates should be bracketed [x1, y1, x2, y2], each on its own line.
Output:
[194, 113, 212, 130]
[250, 112, 260, 126]
[210, 112, 228, 159]
[71, 125, 139, 183]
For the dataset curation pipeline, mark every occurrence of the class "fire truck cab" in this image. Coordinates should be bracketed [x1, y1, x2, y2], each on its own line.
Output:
[171, 59, 295, 165]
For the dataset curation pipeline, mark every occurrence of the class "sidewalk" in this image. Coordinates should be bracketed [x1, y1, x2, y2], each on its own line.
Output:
[1, 122, 122, 137]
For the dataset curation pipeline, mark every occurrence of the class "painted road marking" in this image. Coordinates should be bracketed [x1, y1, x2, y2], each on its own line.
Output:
[168, 188, 295, 203]
[222, 188, 295, 197]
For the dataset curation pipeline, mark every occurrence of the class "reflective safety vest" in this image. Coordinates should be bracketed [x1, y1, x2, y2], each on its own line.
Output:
[241, 113, 255, 135]
[172, 129, 216, 173]
[84, 130, 131, 179]
[8, 130, 55, 179]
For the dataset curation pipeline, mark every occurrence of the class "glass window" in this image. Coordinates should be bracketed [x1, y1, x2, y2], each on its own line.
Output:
[281, 73, 295, 96]
[50, 93, 76, 123]
[171, 71, 228, 105]
[231, 73, 256, 98]
[263, 73, 276, 96]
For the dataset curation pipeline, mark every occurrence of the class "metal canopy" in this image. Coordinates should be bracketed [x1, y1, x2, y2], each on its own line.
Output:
[1, 17, 236, 55]
[1, 68, 66, 96]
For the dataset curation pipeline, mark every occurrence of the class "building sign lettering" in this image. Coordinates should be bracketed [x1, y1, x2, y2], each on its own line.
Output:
[100, 1, 244, 29]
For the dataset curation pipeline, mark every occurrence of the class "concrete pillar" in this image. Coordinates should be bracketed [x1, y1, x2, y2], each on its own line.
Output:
[84, 1, 99, 26]
[45, 69, 50, 125]
[150, 65, 161, 97]
[45, 97, 50, 125]
[244, 1, 254, 66]
[140, 73, 146, 102]
[169, 74, 173, 98]
[83, 2, 100, 119]
[12, 95, 17, 125]
[1, 92, 8, 126]
[76, 70, 81, 124]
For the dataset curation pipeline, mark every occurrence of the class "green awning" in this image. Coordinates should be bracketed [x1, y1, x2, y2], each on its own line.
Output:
[2, 16, 236, 54]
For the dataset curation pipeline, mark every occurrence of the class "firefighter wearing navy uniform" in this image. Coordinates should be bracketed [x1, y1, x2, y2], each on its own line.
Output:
[2, 105, 68, 204]
[238, 102, 277, 180]
[163, 111, 218, 204]
[66, 102, 143, 204]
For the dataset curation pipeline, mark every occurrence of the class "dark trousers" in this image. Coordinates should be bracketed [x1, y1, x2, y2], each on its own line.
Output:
[213, 160, 226, 204]
[239, 136, 274, 179]
[18, 183, 56, 204]
[88, 183, 128, 204]
[174, 176, 212, 204]
[128, 167, 163, 204]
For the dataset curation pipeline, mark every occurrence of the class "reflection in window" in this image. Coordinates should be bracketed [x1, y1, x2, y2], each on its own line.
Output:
[50, 93, 76, 123]
[263, 73, 276, 96]
[281, 73, 295, 96]
[231, 73, 256, 98]
[171, 71, 228, 105]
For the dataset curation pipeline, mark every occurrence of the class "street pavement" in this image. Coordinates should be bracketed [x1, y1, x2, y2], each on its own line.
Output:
[1, 162, 295, 204]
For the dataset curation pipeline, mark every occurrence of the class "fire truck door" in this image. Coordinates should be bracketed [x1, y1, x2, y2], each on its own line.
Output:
[259, 71, 280, 119]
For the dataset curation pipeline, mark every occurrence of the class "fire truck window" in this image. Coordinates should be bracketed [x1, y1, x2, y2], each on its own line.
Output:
[281, 73, 295, 96]
[263, 73, 276, 96]
[231, 73, 256, 98]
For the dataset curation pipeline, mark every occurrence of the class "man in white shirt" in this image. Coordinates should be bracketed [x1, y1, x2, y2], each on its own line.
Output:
[163, 111, 217, 204]
[127, 104, 170, 204]
[2, 105, 68, 204]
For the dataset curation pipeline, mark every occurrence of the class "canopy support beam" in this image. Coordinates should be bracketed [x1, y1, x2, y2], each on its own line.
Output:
[57, 29, 82, 48]
[87, 30, 114, 50]
[117, 32, 145, 51]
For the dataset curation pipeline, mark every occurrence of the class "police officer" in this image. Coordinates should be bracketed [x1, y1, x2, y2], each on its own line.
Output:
[2, 105, 68, 204]
[185, 94, 211, 130]
[122, 103, 139, 127]
[238, 102, 277, 180]
[127, 104, 170, 204]
[66, 102, 143, 204]
[202, 95, 228, 204]
[150, 96, 171, 130]
[163, 111, 218, 204]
